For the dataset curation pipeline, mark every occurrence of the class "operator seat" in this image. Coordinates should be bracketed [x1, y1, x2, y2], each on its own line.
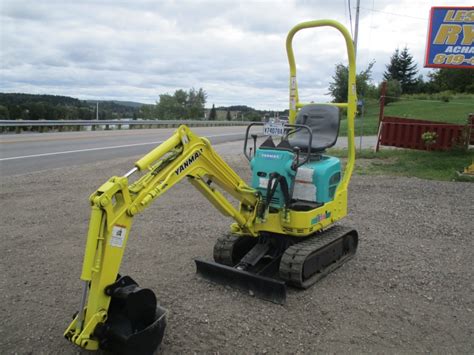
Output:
[289, 104, 340, 153]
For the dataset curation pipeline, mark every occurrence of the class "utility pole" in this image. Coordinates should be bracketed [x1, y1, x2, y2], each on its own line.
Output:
[353, 0, 360, 59]
[96, 102, 99, 120]
[353, 0, 364, 151]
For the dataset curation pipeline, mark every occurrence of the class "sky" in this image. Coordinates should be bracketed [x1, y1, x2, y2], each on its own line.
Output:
[0, 0, 471, 110]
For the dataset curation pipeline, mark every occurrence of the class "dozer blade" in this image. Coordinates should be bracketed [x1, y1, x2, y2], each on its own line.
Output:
[195, 259, 287, 304]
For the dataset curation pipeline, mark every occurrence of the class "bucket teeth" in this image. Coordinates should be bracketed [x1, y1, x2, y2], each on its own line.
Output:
[195, 259, 287, 304]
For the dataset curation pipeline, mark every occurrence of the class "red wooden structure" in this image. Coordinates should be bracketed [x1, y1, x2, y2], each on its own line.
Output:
[376, 83, 473, 152]
[377, 116, 470, 151]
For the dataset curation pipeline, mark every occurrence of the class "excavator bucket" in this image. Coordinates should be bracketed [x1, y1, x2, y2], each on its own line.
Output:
[195, 259, 287, 304]
[95, 276, 167, 355]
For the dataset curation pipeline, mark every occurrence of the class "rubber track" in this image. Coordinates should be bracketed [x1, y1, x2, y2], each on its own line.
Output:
[279, 225, 357, 289]
[213, 234, 239, 266]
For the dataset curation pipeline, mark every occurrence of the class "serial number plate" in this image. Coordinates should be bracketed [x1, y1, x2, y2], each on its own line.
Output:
[263, 122, 285, 136]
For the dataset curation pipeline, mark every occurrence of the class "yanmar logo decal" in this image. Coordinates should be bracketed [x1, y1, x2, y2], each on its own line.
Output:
[175, 149, 203, 175]
[260, 153, 281, 160]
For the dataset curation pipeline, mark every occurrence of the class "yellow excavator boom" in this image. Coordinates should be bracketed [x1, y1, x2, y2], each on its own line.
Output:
[65, 125, 261, 350]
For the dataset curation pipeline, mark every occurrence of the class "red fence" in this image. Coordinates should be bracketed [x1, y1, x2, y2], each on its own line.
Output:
[375, 82, 473, 152]
[377, 116, 472, 151]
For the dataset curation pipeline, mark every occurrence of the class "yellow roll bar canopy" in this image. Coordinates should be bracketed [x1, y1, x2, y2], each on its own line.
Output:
[285, 20, 357, 191]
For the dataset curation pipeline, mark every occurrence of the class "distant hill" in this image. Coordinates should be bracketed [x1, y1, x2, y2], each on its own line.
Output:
[204, 105, 287, 121]
[0, 93, 82, 107]
[85, 100, 145, 108]
[0, 92, 284, 121]
[0, 93, 142, 120]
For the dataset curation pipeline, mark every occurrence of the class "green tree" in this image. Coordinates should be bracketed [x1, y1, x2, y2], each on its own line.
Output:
[328, 61, 376, 102]
[173, 89, 188, 118]
[0, 105, 10, 119]
[156, 88, 207, 120]
[187, 88, 207, 119]
[156, 93, 182, 120]
[54, 105, 68, 120]
[427, 68, 474, 93]
[226, 110, 231, 121]
[76, 107, 92, 120]
[383, 47, 419, 94]
[246, 111, 261, 122]
[140, 104, 156, 119]
[8, 105, 22, 119]
[29, 102, 46, 120]
[209, 104, 216, 120]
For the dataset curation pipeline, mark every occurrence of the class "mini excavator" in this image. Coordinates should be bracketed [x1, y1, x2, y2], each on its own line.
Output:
[64, 20, 359, 354]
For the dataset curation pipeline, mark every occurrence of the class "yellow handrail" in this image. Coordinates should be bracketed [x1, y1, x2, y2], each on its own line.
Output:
[286, 19, 357, 190]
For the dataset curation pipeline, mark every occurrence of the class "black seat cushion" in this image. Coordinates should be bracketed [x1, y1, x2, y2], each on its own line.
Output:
[289, 104, 340, 153]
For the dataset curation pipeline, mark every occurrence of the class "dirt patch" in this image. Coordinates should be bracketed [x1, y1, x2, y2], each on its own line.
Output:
[1, 152, 473, 353]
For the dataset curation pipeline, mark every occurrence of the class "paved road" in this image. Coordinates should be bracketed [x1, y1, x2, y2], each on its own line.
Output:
[0, 126, 247, 177]
[0, 127, 379, 177]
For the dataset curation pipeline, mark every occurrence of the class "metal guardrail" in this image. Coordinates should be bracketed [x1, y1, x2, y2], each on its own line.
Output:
[0, 119, 250, 127]
[0, 119, 250, 133]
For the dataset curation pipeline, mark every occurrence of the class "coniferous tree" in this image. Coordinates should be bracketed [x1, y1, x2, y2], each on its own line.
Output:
[383, 47, 418, 94]
[209, 104, 217, 120]
[226, 110, 231, 121]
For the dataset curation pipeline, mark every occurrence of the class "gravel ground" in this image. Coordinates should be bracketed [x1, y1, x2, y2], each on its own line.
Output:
[1, 144, 473, 354]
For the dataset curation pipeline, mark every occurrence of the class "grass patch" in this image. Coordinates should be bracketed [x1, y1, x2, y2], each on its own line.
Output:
[327, 147, 474, 181]
[339, 99, 380, 136]
[338, 94, 474, 137]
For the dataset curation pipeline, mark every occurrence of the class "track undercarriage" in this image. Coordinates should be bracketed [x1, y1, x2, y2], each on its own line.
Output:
[196, 225, 358, 304]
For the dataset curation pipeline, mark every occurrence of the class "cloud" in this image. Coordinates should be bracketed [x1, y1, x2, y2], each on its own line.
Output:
[0, 0, 470, 110]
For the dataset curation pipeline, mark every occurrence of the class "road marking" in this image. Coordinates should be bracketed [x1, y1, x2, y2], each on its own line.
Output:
[0, 126, 243, 144]
[0, 133, 242, 161]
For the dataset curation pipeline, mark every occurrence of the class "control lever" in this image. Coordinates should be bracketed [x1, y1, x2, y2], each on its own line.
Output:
[251, 134, 258, 158]
[292, 146, 300, 170]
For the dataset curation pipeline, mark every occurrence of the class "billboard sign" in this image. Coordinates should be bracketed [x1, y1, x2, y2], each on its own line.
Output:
[425, 6, 473, 69]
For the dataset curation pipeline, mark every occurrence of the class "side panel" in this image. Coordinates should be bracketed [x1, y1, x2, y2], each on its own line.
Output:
[254, 189, 348, 237]
[297, 156, 341, 203]
[250, 149, 296, 208]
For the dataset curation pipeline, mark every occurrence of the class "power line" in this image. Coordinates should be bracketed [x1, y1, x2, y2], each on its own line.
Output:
[358, 6, 428, 21]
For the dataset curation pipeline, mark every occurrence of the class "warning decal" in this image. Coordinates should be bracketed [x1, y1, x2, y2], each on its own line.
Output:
[110, 225, 127, 248]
